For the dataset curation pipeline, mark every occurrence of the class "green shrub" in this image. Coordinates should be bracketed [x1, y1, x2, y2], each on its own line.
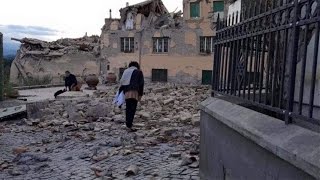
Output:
[4, 82, 19, 98]
[23, 75, 53, 86]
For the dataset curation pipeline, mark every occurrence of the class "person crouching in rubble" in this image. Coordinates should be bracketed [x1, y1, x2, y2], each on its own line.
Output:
[119, 61, 144, 132]
[64, 71, 79, 91]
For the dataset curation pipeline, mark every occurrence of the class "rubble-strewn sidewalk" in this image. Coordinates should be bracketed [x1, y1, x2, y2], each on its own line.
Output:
[0, 84, 209, 180]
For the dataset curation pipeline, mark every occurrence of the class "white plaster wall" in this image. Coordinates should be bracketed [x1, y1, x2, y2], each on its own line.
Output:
[228, 0, 241, 25]
[295, 33, 320, 108]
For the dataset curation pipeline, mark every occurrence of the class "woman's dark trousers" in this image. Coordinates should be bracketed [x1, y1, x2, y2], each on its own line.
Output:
[125, 98, 138, 128]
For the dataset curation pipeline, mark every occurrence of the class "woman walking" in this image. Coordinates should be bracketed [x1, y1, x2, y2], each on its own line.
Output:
[119, 61, 144, 132]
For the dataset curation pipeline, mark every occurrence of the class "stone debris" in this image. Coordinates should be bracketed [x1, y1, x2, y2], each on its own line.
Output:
[126, 164, 139, 176]
[180, 155, 197, 167]
[79, 153, 90, 160]
[189, 161, 200, 168]
[170, 152, 182, 158]
[92, 151, 109, 162]
[93, 167, 113, 178]
[12, 147, 29, 155]
[0, 84, 209, 179]
[163, 98, 175, 105]
[9, 166, 27, 176]
[11, 37, 100, 58]
[0, 160, 10, 171]
[10, 36, 103, 85]
[13, 153, 51, 166]
[34, 164, 50, 172]
[63, 156, 73, 161]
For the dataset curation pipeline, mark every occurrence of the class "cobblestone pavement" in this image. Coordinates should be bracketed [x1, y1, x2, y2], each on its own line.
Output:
[0, 84, 207, 180]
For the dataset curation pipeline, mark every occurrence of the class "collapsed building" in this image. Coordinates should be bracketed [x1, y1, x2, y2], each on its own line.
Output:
[10, 0, 225, 85]
[9, 36, 103, 85]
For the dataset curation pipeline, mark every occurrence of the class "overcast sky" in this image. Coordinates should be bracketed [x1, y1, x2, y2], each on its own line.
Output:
[0, 0, 182, 41]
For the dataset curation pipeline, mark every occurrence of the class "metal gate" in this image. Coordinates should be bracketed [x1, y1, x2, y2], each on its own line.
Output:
[213, 0, 320, 125]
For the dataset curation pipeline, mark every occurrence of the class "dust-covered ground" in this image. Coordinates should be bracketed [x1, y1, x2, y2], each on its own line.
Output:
[0, 84, 209, 180]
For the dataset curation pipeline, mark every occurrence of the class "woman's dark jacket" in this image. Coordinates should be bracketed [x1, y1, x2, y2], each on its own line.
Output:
[119, 69, 144, 96]
[65, 74, 77, 87]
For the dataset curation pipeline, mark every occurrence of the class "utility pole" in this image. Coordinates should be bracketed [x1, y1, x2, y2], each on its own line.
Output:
[138, 28, 145, 66]
[0, 32, 3, 101]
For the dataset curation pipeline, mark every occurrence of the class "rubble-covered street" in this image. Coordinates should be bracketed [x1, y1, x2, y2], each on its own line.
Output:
[0, 84, 209, 180]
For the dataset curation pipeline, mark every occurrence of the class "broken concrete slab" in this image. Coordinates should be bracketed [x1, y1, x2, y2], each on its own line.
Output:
[55, 91, 89, 99]
[0, 105, 27, 121]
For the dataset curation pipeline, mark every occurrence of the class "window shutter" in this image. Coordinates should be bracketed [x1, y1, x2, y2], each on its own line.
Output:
[213, 1, 224, 12]
[121, 38, 124, 52]
[190, 2, 200, 18]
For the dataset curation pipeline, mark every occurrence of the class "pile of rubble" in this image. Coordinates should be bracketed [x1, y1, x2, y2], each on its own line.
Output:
[12, 36, 100, 60]
[1, 84, 210, 179]
[95, 84, 207, 126]
[26, 84, 209, 142]
[9, 36, 103, 85]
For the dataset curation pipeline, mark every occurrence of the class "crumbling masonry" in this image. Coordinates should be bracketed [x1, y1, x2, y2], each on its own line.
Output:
[100, 0, 218, 84]
[10, 0, 223, 85]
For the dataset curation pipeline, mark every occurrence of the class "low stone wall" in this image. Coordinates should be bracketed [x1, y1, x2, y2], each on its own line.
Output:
[200, 97, 320, 180]
[14, 84, 64, 90]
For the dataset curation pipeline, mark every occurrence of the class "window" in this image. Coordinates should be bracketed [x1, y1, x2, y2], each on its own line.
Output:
[190, 2, 200, 18]
[213, 1, 224, 12]
[152, 69, 168, 82]
[120, 37, 134, 53]
[153, 37, 169, 53]
[200, 36, 215, 54]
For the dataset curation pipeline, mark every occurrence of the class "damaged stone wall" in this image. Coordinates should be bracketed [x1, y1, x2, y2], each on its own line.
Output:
[100, 0, 215, 84]
[10, 36, 108, 86]
[100, 30, 139, 75]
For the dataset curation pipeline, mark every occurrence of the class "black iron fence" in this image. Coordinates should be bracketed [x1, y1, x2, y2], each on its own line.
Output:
[213, 0, 320, 125]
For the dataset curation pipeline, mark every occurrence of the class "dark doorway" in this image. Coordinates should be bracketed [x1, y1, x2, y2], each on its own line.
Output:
[119, 68, 126, 80]
[152, 69, 168, 82]
[202, 70, 212, 85]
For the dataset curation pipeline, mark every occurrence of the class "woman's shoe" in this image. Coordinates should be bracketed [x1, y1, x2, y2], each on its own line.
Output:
[126, 127, 137, 132]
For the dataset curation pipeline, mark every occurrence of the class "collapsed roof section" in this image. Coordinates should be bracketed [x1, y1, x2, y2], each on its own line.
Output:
[120, 0, 169, 22]
[11, 36, 100, 60]
[113, 0, 182, 31]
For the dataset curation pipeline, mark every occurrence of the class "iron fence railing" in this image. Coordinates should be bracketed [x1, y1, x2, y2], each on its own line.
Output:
[213, 0, 320, 126]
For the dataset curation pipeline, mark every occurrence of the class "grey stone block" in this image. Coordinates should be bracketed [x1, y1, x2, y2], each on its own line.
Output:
[200, 97, 320, 180]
